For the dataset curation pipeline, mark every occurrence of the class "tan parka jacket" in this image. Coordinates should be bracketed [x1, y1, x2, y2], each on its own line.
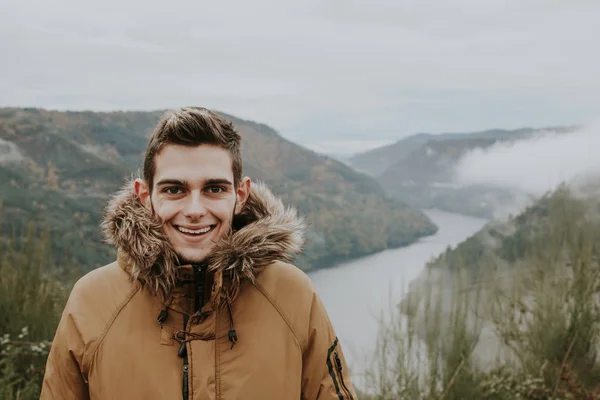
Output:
[40, 181, 357, 400]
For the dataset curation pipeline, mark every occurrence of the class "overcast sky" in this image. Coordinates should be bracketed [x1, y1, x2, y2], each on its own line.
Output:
[1, 0, 599, 154]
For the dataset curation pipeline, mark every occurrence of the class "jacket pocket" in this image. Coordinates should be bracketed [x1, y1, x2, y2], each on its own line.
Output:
[326, 337, 354, 400]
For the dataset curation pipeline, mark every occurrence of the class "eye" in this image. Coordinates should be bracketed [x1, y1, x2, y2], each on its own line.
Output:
[164, 187, 183, 195]
[206, 186, 226, 194]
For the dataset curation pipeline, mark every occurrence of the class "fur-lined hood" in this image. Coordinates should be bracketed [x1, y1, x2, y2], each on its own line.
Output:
[100, 180, 305, 305]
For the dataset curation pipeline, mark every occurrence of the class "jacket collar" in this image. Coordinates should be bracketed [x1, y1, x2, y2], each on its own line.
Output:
[101, 179, 305, 304]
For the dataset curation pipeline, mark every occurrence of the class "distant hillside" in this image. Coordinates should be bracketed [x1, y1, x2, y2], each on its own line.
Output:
[424, 177, 600, 275]
[351, 126, 577, 218]
[0, 107, 437, 273]
[349, 127, 567, 177]
[349, 133, 436, 176]
[380, 136, 527, 218]
[400, 176, 600, 338]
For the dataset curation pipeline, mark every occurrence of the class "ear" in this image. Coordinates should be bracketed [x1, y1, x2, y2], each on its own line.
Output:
[234, 177, 251, 215]
[134, 178, 152, 211]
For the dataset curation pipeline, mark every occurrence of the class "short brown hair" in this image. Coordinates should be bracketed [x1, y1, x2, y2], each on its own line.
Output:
[143, 107, 242, 190]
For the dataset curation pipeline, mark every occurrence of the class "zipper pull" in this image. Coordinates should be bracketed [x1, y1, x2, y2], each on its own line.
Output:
[178, 341, 187, 358]
[228, 329, 238, 350]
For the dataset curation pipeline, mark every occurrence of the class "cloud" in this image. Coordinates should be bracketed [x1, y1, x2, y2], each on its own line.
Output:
[453, 120, 600, 196]
[1, 0, 599, 147]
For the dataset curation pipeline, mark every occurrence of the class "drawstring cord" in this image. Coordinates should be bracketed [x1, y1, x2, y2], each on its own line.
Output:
[173, 330, 216, 343]
[156, 291, 176, 328]
[227, 301, 238, 350]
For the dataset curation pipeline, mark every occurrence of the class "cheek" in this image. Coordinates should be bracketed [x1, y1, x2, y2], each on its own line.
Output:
[212, 199, 236, 222]
[152, 197, 179, 222]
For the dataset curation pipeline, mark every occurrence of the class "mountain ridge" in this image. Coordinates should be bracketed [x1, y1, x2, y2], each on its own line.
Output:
[0, 107, 437, 273]
[349, 125, 578, 177]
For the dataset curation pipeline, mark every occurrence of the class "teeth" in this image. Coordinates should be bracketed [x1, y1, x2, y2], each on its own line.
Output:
[177, 226, 212, 234]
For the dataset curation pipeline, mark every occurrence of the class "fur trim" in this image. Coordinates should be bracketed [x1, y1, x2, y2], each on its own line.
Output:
[100, 179, 305, 304]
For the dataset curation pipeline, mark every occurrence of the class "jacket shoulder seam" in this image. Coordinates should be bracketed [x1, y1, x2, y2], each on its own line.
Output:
[81, 283, 141, 374]
[252, 280, 304, 353]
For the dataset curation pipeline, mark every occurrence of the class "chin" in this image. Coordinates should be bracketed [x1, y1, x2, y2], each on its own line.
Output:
[176, 250, 211, 265]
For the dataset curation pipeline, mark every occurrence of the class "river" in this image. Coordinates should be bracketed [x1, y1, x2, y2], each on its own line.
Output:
[307, 209, 488, 386]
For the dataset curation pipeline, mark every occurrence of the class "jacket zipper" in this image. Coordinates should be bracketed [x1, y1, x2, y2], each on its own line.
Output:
[181, 314, 189, 400]
[193, 263, 205, 313]
[334, 351, 354, 400]
[179, 263, 205, 400]
[180, 263, 205, 400]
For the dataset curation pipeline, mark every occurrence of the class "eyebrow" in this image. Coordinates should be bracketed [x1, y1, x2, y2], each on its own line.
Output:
[204, 178, 234, 187]
[155, 178, 233, 187]
[155, 179, 188, 187]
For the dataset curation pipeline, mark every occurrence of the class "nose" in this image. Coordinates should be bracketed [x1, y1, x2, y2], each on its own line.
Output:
[182, 191, 207, 219]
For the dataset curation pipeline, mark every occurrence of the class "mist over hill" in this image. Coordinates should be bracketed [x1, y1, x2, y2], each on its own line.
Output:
[349, 125, 580, 218]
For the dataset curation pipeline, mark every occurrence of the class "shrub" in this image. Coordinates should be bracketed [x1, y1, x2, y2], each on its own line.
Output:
[0, 219, 73, 400]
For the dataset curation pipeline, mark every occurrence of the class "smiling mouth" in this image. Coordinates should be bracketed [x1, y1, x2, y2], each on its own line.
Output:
[175, 225, 216, 236]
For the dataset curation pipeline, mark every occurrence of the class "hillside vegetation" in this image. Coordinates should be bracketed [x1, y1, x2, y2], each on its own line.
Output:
[359, 179, 600, 399]
[424, 180, 599, 275]
[0, 224, 70, 399]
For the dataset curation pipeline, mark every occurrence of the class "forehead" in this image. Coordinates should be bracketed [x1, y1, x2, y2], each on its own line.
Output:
[153, 144, 234, 185]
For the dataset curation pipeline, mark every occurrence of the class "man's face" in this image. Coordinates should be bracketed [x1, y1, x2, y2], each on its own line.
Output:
[135, 144, 250, 263]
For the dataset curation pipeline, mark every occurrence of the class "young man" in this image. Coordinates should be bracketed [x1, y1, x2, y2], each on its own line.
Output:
[40, 107, 357, 399]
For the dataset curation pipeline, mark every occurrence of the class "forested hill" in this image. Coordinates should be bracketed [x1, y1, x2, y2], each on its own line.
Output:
[424, 177, 600, 275]
[0, 107, 437, 273]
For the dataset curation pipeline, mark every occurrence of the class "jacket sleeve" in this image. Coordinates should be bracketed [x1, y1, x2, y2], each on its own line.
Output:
[40, 291, 90, 400]
[301, 291, 358, 400]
